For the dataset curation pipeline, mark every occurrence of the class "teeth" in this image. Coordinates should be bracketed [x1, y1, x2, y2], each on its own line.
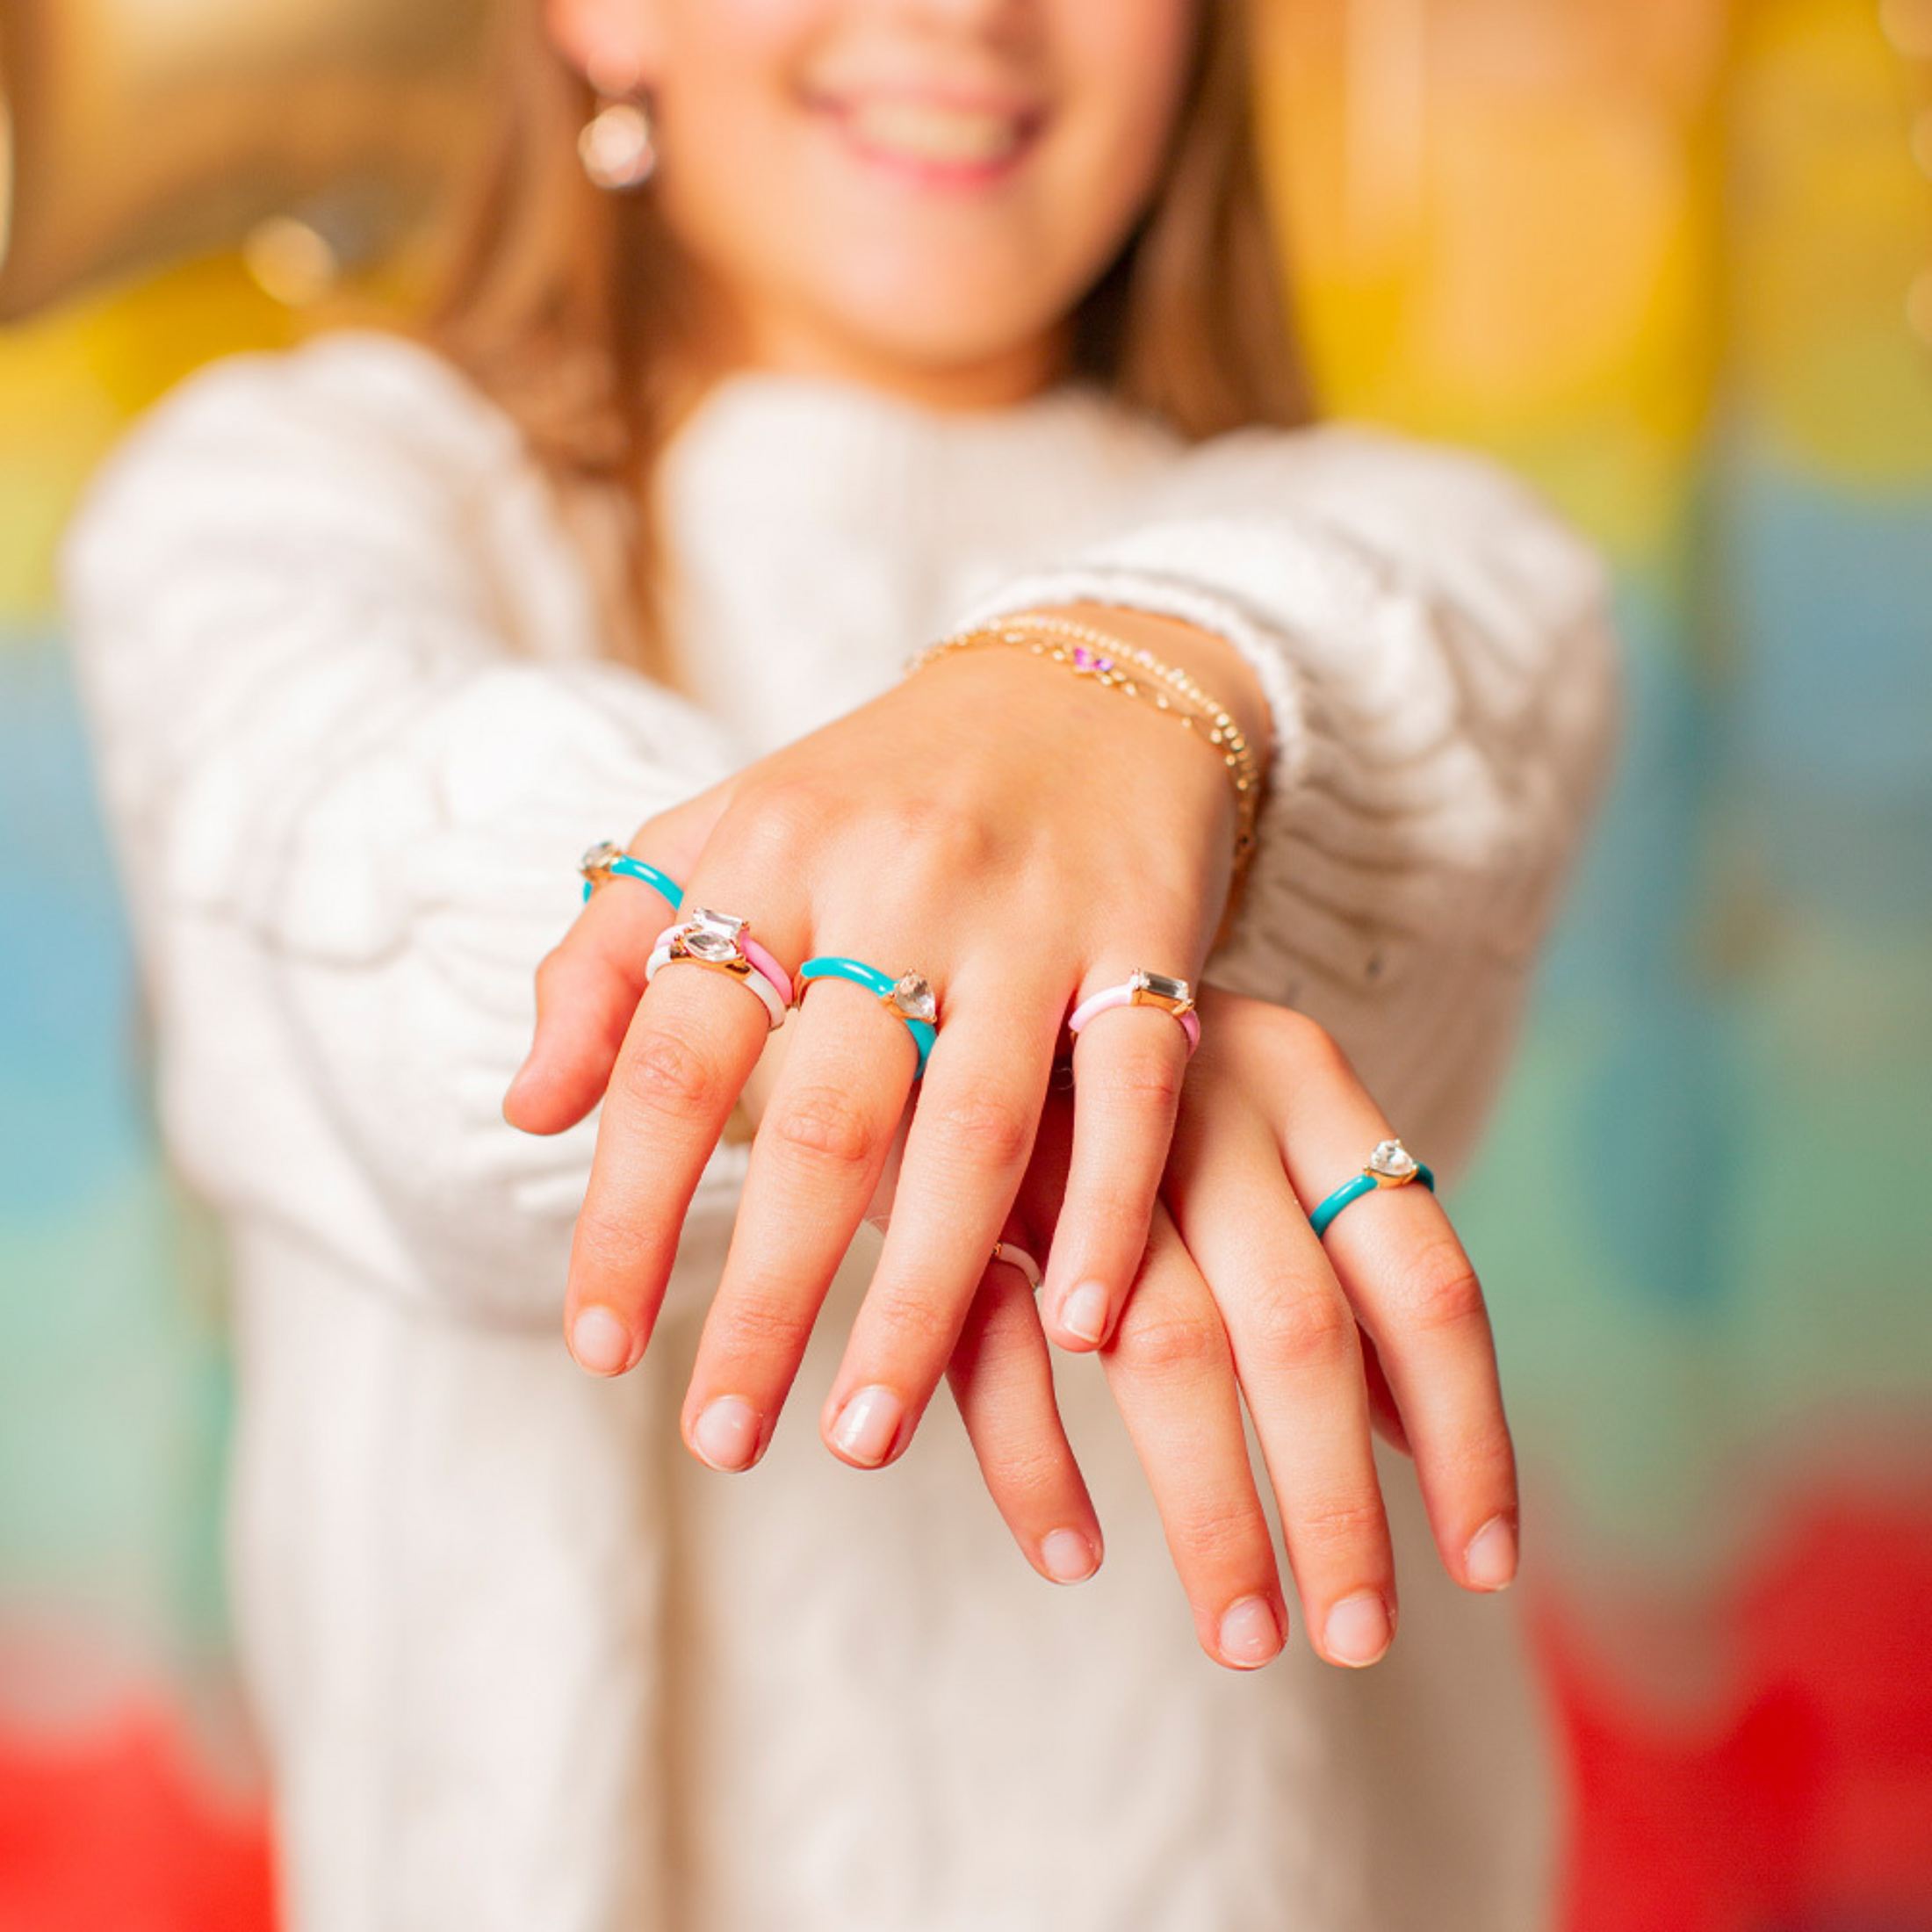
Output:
[842, 99, 1023, 166]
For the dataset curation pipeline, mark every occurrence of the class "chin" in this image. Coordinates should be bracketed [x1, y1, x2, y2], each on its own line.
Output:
[812, 274, 1074, 389]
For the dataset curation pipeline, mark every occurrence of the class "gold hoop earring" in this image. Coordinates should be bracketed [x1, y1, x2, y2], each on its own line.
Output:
[579, 90, 657, 191]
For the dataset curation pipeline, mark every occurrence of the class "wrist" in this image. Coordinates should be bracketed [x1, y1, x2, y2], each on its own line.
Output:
[1039, 602, 1272, 769]
[908, 603, 1267, 874]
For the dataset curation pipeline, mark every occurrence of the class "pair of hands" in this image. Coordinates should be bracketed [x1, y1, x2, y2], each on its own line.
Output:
[504, 608, 1520, 1671]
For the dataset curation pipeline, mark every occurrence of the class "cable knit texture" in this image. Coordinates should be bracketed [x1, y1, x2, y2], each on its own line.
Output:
[60, 328, 1617, 1932]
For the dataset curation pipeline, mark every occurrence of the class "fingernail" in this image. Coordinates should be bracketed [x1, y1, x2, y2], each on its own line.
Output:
[570, 1306, 633, 1376]
[1218, 1596, 1282, 1667]
[1060, 1281, 1109, 1345]
[1323, 1591, 1393, 1667]
[830, 1386, 904, 1467]
[1040, 1529, 1100, 1584]
[691, 1396, 761, 1472]
[1465, 1514, 1518, 1590]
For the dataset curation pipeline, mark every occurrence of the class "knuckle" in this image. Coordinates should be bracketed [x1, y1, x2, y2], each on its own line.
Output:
[1264, 1006, 1354, 1084]
[1176, 1496, 1265, 1573]
[723, 777, 838, 869]
[924, 1091, 1034, 1171]
[1437, 1404, 1518, 1476]
[767, 1085, 877, 1171]
[615, 1027, 719, 1116]
[1113, 1306, 1228, 1379]
[630, 808, 677, 852]
[1098, 1046, 1185, 1118]
[1248, 1287, 1359, 1373]
[883, 793, 997, 871]
[867, 1285, 960, 1363]
[707, 1287, 813, 1364]
[1396, 1243, 1489, 1337]
[1067, 1183, 1151, 1258]
[738, 771, 837, 832]
[573, 1210, 655, 1281]
[986, 1446, 1072, 1517]
[1441, 1437, 1519, 1502]
[961, 1279, 1037, 1354]
[1290, 1490, 1389, 1558]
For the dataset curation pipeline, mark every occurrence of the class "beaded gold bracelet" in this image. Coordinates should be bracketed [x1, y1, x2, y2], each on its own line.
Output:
[905, 611, 1264, 866]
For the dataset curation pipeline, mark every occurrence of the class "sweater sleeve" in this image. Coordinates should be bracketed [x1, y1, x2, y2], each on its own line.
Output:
[951, 422, 1620, 1172]
[58, 331, 746, 1326]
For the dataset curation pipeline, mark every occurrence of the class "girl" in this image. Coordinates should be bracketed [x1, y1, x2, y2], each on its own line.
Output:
[60, 0, 1618, 1926]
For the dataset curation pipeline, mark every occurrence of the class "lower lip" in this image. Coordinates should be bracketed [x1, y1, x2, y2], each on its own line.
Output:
[816, 103, 1042, 191]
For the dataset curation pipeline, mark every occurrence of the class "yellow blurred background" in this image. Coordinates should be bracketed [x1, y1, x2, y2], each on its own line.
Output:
[3, 3, 1929, 1927]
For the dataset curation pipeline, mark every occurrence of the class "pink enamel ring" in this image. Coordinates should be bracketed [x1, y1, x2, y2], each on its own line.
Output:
[1068, 969, 1201, 1056]
[645, 908, 793, 1030]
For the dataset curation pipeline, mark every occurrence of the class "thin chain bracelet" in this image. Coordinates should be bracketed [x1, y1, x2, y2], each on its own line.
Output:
[905, 611, 1264, 866]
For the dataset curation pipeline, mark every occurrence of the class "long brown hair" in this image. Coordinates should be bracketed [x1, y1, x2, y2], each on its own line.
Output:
[407, 0, 1313, 677]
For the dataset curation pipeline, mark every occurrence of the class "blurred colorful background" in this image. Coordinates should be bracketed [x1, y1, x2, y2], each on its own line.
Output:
[3, 0, 1928, 1926]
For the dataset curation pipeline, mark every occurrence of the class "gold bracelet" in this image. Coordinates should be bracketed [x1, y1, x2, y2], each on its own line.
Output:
[906, 612, 1264, 865]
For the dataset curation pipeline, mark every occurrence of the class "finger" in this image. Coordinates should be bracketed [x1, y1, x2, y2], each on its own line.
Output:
[681, 980, 916, 1470]
[506, 871, 677, 1135]
[1164, 1105, 1398, 1669]
[1361, 1333, 1412, 1458]
[1040, 975, 1193, 1352]
[563, 963, 769, 1375]
[1101, 1204, 1287, 1669]
[819, 982, 1056, 1468]
[1275, 1049, 1520, 1595]
[505, 789, 726, 1134]
[946, 1251, 1103, 1584]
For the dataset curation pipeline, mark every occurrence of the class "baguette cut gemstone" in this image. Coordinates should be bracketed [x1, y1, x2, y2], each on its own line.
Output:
[682, 908, 745, 962]
[1367, 1140, 1417, 1181]
[889, 973, 938, 1024]
[1131, 968, 1193, 1006]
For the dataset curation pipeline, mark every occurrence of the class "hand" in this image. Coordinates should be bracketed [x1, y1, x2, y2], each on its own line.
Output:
[504, 605, 1270, 1477]
[947, 986, 1522, 1670]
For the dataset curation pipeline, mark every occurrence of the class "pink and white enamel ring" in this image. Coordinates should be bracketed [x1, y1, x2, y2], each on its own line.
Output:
[1067, 968, 1202, 1056]
[645, 908, 793, 1030]
[990, 1240, 1044, 1293]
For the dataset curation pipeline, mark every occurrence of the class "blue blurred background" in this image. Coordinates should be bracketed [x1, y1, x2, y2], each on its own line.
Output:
[3, 1, 1929, 1925]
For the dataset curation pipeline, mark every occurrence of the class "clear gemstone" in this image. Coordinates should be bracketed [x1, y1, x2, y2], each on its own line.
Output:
[1132, 969, 1192, 1004]
[682, 908, 744, 961]
[890, 973, 937, 1024]
[1367, 1140, 1417, 1180]
[580, 840, 623, 877]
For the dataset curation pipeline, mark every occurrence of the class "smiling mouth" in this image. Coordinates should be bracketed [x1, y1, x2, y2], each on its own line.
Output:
[814, 94, 1045, 177]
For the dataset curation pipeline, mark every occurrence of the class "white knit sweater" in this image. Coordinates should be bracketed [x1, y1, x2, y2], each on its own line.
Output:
[60, 328, 1616, 1932]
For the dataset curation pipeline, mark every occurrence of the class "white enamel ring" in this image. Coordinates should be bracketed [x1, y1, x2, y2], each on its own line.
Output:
[645, 911, 789, 1030]
[990, 1241, 1044, 1293]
